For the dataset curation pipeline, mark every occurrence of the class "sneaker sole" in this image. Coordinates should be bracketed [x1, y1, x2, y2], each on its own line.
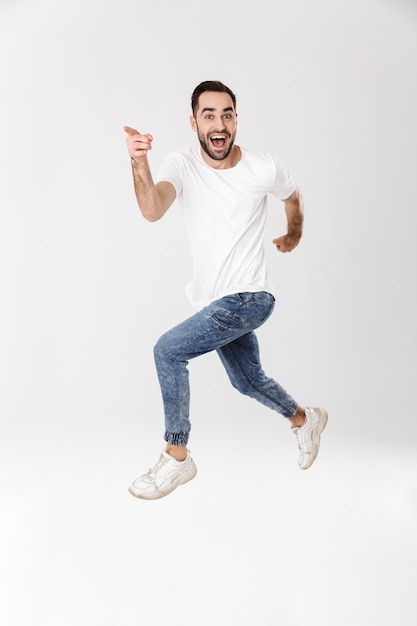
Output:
[128, 465, 197, 500]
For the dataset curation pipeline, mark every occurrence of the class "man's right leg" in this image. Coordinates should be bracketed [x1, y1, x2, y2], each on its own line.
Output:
[128, 312, 203, 500]
[128, 304, 235, 499]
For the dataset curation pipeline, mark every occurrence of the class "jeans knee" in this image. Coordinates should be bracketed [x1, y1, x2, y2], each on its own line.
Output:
[153, 334, 170, 364]
[154, 331, 182, 366]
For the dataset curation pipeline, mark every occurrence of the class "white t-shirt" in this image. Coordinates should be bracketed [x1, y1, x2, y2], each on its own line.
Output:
[157, 146, 296, 310]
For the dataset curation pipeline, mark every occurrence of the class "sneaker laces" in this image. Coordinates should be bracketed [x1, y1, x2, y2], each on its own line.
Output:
[142, 453, 169, 482]
[144, 450, 189, 480]
[292, 424, 313, 453]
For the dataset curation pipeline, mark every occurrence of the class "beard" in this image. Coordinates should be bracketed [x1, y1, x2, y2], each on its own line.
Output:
[197, 129, 236, 161]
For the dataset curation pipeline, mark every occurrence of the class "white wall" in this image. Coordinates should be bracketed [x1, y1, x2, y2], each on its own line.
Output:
[1, 1, 416, 624]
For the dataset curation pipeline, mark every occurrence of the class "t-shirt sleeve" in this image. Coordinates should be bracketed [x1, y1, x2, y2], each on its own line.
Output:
[156, 152, 184, 196]
[270, 155, 296, 200]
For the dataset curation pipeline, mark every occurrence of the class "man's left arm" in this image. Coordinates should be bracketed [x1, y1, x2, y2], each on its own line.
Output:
[273, 188, 304, 253]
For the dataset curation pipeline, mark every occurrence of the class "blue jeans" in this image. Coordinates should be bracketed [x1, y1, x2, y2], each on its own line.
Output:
[153, 291, 299, 446]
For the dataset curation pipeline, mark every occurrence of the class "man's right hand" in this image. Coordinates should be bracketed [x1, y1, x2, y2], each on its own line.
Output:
[123, 126, 153, 161]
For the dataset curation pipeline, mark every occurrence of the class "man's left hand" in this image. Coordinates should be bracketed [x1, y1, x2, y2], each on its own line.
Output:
[273, 234, 301, 253]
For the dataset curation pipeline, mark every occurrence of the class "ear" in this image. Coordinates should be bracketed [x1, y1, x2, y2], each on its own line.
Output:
[190, 115, 197, 132]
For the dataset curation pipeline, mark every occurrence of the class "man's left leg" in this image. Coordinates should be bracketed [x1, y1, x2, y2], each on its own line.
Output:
[217, 331, 328, 469]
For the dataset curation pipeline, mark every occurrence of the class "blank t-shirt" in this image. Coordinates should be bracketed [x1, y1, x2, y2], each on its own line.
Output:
[157, 146, 296, 310]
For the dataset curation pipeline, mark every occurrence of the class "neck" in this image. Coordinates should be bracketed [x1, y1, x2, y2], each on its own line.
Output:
[200, 145, 241, 170]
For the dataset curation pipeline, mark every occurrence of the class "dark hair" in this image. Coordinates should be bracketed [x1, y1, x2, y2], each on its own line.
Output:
[191, 80, 237, 116]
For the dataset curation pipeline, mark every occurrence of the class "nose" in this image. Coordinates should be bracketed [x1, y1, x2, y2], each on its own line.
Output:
[213, 117, 226, 131]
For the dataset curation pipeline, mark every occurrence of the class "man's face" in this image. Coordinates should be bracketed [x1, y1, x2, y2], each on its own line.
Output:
[190, 91, 238, 162]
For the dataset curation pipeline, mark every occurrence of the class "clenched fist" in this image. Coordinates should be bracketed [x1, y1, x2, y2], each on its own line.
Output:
[273, 233, 301, 253]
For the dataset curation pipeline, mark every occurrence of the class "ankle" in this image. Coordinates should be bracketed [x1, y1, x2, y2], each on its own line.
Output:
[166, 444, 187, 462]
[288, 407, 306, 428]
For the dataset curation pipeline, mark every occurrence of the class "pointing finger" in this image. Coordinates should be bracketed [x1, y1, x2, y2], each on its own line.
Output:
[123, 126, 139, 136]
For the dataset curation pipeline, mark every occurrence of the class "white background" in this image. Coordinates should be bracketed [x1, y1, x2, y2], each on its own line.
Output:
[1, 0, 416, 624]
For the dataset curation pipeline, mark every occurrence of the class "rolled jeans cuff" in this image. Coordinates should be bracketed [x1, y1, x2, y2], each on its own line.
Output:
[164, 431, 190, 446]
[285, 400, 300, 419]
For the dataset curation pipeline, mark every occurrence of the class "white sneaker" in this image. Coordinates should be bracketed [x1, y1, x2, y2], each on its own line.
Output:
[292, 407, 328, 470]
[128, 450, 197, 500]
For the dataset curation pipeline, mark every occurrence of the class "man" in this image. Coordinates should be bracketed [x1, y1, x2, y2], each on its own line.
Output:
[124, 80, 327, 500]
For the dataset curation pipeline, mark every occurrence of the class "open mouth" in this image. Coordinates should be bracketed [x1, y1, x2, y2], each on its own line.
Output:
[210, 134, 228, 149]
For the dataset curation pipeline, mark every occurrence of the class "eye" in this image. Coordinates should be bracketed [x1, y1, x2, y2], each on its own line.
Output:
[224, 114, 232, 120]
[205, 114, 213, 120]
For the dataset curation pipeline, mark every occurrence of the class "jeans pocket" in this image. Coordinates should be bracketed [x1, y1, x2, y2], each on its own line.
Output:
[211, 310, 242, 330]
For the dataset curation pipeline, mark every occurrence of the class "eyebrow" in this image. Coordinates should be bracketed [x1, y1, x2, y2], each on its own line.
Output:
[200, 107, 234, 115]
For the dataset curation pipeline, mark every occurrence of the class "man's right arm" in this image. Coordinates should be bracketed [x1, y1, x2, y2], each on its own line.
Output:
[124, 126, 176, 222]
